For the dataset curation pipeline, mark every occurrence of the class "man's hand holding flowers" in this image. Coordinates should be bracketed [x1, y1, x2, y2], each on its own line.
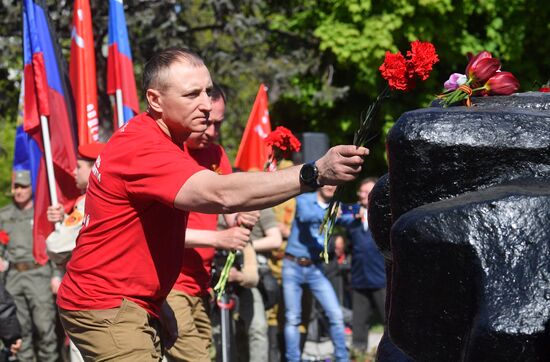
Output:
[319, 40, 439, 261]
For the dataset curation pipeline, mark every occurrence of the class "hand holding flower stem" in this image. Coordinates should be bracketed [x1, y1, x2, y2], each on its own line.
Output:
[319, 86, 390, 262]
[319, 40, 439, 262]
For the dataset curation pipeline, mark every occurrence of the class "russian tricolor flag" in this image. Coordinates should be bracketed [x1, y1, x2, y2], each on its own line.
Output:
[23, 0, 80, 265]
[107, 0, 139, 129]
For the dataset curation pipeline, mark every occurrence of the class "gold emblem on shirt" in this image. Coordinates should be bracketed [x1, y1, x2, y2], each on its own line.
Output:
[65, 210, 84, 227]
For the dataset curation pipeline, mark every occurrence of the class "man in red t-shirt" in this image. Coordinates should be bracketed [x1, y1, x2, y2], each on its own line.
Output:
[165, 84, 255, 361]
[56, 48, 369, 361]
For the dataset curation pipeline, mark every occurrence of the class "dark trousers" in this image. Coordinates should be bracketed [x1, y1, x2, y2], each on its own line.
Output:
[351, 287, 386, 351]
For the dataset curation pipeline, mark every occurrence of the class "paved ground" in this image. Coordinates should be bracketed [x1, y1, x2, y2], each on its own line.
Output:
[302, 331, 383, 361]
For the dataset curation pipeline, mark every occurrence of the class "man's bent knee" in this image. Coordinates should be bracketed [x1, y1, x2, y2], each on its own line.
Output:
[59, 299, 161, 361]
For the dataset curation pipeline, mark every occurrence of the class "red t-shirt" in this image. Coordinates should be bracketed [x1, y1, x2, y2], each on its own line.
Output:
[172, 143, 232, 296]
[57, 113, 205, 317]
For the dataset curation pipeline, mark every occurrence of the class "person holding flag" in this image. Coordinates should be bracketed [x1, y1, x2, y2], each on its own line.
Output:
[22, 0, 81, 271]
[56, 47, 368, 360]
[46, 143, 106, 269]
[46, 142, 105, 362]
[9, 1, 82, 359]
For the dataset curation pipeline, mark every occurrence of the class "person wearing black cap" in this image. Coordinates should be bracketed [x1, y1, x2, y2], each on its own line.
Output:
[0, 170, 59, 361]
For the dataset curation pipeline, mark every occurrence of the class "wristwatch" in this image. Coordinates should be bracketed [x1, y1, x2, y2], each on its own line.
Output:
[299, 162, 321, 189]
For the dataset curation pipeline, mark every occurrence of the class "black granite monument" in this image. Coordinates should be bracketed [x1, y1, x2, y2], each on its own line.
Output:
[369, 92, 550, 361]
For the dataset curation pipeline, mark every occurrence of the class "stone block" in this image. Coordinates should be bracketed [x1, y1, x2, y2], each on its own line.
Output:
[368, 173, 392, 257]
[387, 105, 550, 219]
[388, 181, 550, 361]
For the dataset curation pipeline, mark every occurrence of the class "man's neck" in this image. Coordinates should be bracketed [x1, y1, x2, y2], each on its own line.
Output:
[151, 114, 190, 148]
[16, 200, 33, 211]
[317, 193, 331, 204]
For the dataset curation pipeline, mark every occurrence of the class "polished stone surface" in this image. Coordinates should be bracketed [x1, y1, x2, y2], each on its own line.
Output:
[370, 93, 550, 361]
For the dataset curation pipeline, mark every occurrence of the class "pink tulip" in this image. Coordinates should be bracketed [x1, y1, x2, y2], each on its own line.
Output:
[484, 72, 520, 95]
[444, 73, 468, 91]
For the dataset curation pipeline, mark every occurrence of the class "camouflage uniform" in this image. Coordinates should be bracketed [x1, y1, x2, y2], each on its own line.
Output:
[0, 204, 58, 362]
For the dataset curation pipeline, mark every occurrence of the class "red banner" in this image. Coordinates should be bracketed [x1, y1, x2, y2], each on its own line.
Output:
[234, 84, 272, 171]
[69, 0, 99, 145]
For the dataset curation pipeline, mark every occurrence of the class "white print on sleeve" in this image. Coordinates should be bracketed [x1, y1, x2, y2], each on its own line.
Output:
[91, 155, 102, 183]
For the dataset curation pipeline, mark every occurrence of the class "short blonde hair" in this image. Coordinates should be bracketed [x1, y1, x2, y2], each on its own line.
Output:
[142, 47, 204, 95]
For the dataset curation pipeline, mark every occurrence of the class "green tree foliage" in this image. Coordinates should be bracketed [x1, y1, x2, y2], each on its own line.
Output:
[0, 0, 548, 205]
[0, 117, 16, 206]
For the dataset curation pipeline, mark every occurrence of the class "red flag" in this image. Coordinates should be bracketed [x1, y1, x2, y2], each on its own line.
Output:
[69, 0, 99, 145]
[234, 84, 272, 171]
[23, 0, 80, 264]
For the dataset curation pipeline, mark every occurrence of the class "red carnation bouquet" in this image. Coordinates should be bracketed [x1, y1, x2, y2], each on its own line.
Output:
[264, 126, 301, 172]
[438, 51, 520, 106]
[319, 40, 439, 262]
[379, 40, 439, 91]
[214, 126, 301, 299]
[0, 229, 9, 245]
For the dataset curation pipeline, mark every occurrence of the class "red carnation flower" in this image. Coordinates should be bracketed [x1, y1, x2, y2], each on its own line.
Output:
[380, 41, 438, 91]
[379, 51, 413, 91]
[265, 126, 301, 154]
[0, 229, 9, 245]
[407, 40, 439, 81]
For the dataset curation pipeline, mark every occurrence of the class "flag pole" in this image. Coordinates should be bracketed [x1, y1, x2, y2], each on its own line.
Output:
[115, 88, 124, 128]
[40, 114, 62, 230]
[39, 114, 59, 206]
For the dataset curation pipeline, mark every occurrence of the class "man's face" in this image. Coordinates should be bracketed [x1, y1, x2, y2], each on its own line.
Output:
[154, 61, 213, 136]
[186, 97, 225, 150]
[12, 184, 32, 207]
[334, 235, 345, 257]
[75, 159, 94, 190]
[318, 185, 337, 201]
[357, 181, 376, 207]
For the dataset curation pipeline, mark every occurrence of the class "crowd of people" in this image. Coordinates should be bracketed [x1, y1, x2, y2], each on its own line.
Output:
[0, 48, 387, 362]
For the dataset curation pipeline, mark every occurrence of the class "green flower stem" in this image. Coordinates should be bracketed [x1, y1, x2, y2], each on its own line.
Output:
[319, 85, 390, 263]
[441, 79, 486, 107]
[319, 187, 344, 262]
[213, 250, 236, 300]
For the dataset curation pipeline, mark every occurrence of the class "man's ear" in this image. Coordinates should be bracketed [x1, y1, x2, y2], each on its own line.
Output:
[146, 88, 162, 113]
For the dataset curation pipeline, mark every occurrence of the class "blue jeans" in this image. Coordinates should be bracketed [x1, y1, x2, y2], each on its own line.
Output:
[282, 259, 349, 362]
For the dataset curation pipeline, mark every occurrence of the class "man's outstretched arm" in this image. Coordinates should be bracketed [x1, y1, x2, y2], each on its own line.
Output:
[175, 145, 368, 214]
